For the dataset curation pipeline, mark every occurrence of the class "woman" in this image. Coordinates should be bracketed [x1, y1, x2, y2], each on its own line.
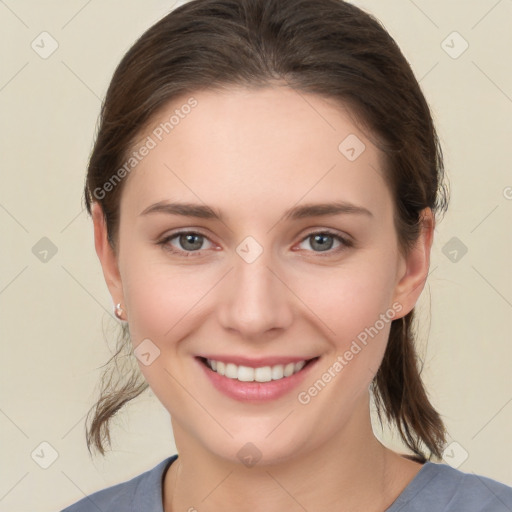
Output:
[61, 0, 512, 510]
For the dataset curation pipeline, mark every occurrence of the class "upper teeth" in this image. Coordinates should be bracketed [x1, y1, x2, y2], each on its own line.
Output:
[207, 359, 307, 382]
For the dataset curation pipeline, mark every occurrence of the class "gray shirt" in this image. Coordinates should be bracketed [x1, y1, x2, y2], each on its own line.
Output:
[60, 454, 512, 511]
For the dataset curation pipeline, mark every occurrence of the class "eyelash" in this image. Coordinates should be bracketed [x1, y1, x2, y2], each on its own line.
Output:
[157, 229, 353, 258]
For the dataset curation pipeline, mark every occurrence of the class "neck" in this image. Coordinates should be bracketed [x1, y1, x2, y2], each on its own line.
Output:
[163, 394, 421, 512]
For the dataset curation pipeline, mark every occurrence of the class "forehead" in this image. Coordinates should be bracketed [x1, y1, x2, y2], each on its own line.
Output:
[120, 86, 391, 222]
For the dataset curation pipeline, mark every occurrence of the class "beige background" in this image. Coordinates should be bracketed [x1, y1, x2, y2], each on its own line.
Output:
[1, 0, 511, 510]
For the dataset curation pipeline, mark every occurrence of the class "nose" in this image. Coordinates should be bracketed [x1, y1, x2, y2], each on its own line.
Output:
[216, 250, 294, 340]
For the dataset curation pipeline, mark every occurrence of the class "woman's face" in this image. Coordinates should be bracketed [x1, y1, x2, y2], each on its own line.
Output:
[93, 85, 431, 465]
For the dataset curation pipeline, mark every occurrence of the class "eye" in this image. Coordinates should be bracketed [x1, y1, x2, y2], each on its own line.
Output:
[296, 230, 353, 256]
[157, 229, 353, 258]
[158, 231, 213, 257]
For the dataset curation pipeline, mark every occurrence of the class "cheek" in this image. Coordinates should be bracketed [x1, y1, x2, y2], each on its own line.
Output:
[121, 252, 217, 345]
[290, 259, 399, 393]
[293, 259, 397, 341]
[120, 261, 211, 411]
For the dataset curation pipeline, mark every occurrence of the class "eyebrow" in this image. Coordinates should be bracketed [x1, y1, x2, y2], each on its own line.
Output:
[139, 200, 373, 221]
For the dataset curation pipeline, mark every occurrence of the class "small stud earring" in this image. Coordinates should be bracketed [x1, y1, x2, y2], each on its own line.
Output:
[114, 303, 126, 321]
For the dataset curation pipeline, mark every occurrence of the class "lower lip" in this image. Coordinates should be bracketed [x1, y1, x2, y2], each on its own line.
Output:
[195, 356, 320, 403]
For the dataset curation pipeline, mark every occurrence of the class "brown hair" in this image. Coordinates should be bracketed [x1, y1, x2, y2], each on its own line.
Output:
[83, 0, 450, 460]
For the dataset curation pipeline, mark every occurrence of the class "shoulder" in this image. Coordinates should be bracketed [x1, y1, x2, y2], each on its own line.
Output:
[388, 460, 512, 512]
[59, 454, 178, 512]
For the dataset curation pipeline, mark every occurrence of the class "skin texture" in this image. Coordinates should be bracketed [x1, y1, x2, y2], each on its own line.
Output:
[92, 84, 434, 512]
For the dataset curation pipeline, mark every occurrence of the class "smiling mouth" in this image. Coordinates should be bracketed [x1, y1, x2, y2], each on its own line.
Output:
[197, 356, 319, 383]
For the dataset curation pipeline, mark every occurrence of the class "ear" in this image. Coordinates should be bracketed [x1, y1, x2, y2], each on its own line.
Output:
[91, 202, 124, 306]
[391, 207, 434, 316]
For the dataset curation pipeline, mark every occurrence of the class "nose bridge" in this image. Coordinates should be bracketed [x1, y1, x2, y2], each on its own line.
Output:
[217, 240, 293, 337]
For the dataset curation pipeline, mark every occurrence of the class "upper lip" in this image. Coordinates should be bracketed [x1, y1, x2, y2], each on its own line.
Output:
[196, 354, 319, 368]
